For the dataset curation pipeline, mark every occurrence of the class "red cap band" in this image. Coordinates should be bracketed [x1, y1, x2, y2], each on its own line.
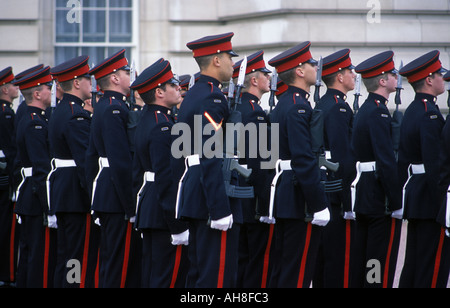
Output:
[361, 61, 395, 79]
[322, 57, 353, 77]
[192, 41, 233, 58]
[93, 57, 128, 80]
[54, 63, 91, 82]
[136, 70, 174, 95]
[275, 50, 313, 74]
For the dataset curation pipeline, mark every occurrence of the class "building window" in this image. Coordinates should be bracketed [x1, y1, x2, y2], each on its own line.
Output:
[54, 0, 138, 67]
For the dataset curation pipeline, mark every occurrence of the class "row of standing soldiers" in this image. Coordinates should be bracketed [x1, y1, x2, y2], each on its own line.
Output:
[0, 32, 449, 288]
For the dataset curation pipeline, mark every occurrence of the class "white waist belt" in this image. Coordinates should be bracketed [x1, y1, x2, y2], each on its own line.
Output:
[15, 167, 33, 202]
[91, 157, 110, 205]
[136, 171, 156, 214]
[351, 161, 376, 212]
[402, 163, 425, 214]
[175, 154, 201, 219]
[268, 160, 292, 219]
[47, 159, 78, 210]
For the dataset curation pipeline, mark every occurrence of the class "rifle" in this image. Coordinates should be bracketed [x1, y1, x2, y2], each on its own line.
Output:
[391, 61, 404, 156]
[310, 109, 342, 192]
[227, 77, 236, 110]
[314, 56, 323, 105]
[353, 74, 362, 114]
[268, 69, 278, 114]
[223, 55, 253, 199]
[447, 80, 450, 120]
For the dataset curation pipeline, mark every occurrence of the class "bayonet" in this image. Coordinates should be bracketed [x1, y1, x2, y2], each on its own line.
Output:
[353, 74, 362, 114]
[129, 60, 137, 106]
[314, 56, 323, 104]
[395, 61, 404, 109]
[188, 74, 196, 90]
[90, 63, 98, 106]
[447, 79, 450, 112]
[51, 79, 57, 111]
[269, 69, 278, 113]
[234, 56, 247, 109]
[228, 77, 235, 109]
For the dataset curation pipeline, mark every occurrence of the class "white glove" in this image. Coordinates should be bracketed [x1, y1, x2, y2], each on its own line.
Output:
[445, 229, 449, 238]
[391, 209, 403, 220]
[312, 208, 330, 227]
[259, 216, 276, 224]
[48, 215, 58, 229]
[210, 214, 233, 231]
[171, 230, 189, 246]
[129, 216, 136, 223]
[343, 211, 356, 220]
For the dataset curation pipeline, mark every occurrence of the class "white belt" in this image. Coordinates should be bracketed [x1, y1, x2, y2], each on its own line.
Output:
[268, 159, 292, 219]
[446, 186, 450, 229]
[402, 164, 425, 214]
[91, 157, 110, 205]
[46, 159, 77, 210]
[0, 150, 5, 159]
[175, 154, 200, 219]
[15, 167, 33, 202]
[136, 171, 156, 215]
[351, 161, 376, 212]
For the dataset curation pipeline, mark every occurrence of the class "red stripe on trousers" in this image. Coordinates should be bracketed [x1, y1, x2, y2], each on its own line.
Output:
[217, 231, 227, 288]
[343, 220, 351, 288]
[297, 222, 312, 288]
[43, 227, 51, 288]
[80, 214, 91, 288]
[431, 227, 445, 288]
[170, 245, 183, 288]
[261, 224, 275, 288]
[9, 204, 16, 282]
[95, 249, 100, 288]
[120, 222, 132, 288]
[383, 218, 396, 288]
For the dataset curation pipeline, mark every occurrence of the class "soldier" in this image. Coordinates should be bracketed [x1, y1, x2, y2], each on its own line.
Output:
[398, 51, 449, 288]
[131, 59, 189, 288]
[175, 32, 241, 288]
[313, 49, 357, 288]
[440, 71, 450, 238]
[268, 41, 331, 288]
[351, 51, 402, 288]
[230, 51, 276, 288]
[48, 56, 99, 288]
[0, 67, 19, 286]
[86, 49, 141, 288]
[14, 67, 57, 288]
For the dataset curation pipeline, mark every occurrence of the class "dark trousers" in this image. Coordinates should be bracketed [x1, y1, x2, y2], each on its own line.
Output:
[97, 213, 142, 288]
[141, 229, 189, 288]
[0, 192, 18, 283]
[351, 214, 401, 288]
[54, 213, 100, 288]
[314, 205, 355, 288]
[237, 222, 276, 288]
[271, 219, 322, 288]
[186, 219, 240, 288]
[16, 215, 57, 288]
[399, 219, 450, 288]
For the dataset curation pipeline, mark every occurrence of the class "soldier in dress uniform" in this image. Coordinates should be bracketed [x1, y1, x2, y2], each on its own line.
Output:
[231, 51, 276, 288]
[86, 49, 141, 288]
[14, 67, 57, 288]
[398, 50, 450, 288]
[0, 67, 19, 286]
[313, 49, 357, 288]
[267, 42, 331, 288]
[48, 56, 100, 288]
[174, 32, 241, 288]
[440, 71, 450, 239]
[131, 59, 189, 288]
[351, 51, 402, 288]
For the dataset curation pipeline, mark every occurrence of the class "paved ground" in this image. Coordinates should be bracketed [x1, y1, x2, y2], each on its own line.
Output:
[393, 221, 450, 288]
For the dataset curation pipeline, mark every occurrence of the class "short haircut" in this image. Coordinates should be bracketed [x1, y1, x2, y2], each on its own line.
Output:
[278, 67, 297, 85]
[140, 83, 168, 105]
[59, 80, 73, 92]
[195, 54, 216, 71]
[243, 71, 260, 89]
[21, 85, 44, 103]
[322, 71, 339, 88]
[410, 72, 437, 92]
[362, 73, 389, 93]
